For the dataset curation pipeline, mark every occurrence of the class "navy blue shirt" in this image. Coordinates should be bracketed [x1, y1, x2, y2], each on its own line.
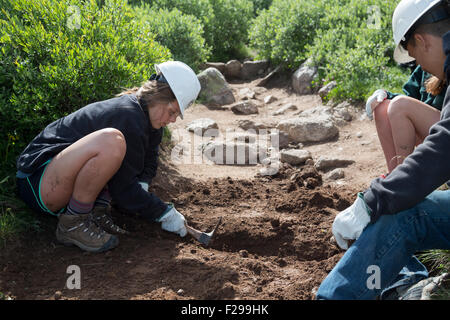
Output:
[16, 94, 168, 221]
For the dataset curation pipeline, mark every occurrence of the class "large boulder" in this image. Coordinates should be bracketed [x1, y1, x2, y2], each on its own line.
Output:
[197, 68, 235, 107]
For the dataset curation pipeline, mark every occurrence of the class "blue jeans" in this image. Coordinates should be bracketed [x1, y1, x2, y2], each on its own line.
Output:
[316, 190, 450, 300]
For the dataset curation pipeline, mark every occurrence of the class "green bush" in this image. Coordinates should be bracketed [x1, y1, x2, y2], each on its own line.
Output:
[249, 0, 409, 102]
[0, 0, 171, 171]
[145, 0, 254, 62]
[133, 4, 210, 71]
[208, 0, 254, 61]
[249, 0, 328, 69]
[142, 0, 215, 55]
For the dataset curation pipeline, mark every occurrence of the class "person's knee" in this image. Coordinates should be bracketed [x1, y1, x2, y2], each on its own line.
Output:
[373, 99, 390, 122]
[387, 96, 410, 120]
[96, 128, 126, 160]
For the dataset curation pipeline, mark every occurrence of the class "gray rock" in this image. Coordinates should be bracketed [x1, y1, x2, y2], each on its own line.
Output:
[314, 156, 355, 171]
[197, 68, 235, 107]
[224, 60, 242, 79]
[324, 168, 345, 180]
[237, 119, 269, 131]
[230, 100, 259, 115]
[201, 62, 226, 74]
[202, 141, 264, 165]
[272, 103, 298, 116]
[186, 118, 219, 136]
[318, 81, 337, 98]
[292, 59, 318, 95]
[277, 115, 338, 143]
[280, 149, 312, 165]
[241, 60, 270, 80]
[264, 95, 277, 104]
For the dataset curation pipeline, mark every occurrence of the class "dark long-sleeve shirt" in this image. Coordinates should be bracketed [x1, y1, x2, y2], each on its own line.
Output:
[16, 94, 168, 221]
[364, 32, 450, 222]
[386, 65, 447, 110]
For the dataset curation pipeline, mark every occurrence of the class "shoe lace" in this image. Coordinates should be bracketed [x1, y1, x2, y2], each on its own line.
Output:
[68, 215, 106, 239]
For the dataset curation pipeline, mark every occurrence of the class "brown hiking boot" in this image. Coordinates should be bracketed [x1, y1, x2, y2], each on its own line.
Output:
[91, 206, 129, 235]
[56, 213, 119, 253]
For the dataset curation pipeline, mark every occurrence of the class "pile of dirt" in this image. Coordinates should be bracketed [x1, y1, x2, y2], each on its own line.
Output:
[0, 158, 357, 300]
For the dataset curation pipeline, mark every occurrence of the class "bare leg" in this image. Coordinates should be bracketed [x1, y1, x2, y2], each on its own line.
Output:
[41, 128, 126, 212]
[373, 99, 397, 172]
[387, 96, 440, 167]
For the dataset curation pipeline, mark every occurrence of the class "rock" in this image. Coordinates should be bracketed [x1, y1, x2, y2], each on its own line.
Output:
[256, 65, 281, 87]
[224, 60, 242, 79]
[277, 115, 338, 143]
[200, 62, 226, 74]
[298, 105, 333, 117]
[230, 100, 259, 115]
[239, 250, 249, 258]
[239, 88, 256, 100]
[280, 149, 312, 165]
[186, 118, 219, 136]
[264, 95, 277, 104]
[292, 59, 318, 95]
[314, 156, 355, 171]
[318, 81, 337, 98]
[237, 119, 270, 131]
[202, 141, 264, 165]
[325, 168, 345, 180]
[241, 60, 270, 80]
[54, 291, 62, 300]
[270, 130, 290, 149]
[177, 289, 185, 295]
[197, 67, 235, 107]
[272, 103, 298, 116]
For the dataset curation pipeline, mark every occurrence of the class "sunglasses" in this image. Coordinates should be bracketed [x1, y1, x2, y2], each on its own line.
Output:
[149, 73, 168, 84]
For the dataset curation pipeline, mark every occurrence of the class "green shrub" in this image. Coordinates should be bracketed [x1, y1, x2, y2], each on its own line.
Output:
[141, 0, 215, 54]
[249, 0, 328, 69]
[249, 0, 409, 102]
[146, 0, 254, 62]
[0, 0, 171, 170]
[134, 4, 210, 71]
[208, 0, 254, 61]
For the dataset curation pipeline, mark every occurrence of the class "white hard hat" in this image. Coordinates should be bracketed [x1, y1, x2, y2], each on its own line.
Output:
[392, 0, 448, 63]
[154, 61, 201, 119]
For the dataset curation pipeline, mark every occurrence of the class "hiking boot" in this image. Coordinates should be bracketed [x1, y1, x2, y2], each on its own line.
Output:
[91, 205, 129, 235]
[56, 213, 119, 253]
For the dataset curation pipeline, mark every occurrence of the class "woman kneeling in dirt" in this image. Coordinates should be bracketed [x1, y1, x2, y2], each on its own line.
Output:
[366, 65, 447, 173]
[15, 61, 200, 253]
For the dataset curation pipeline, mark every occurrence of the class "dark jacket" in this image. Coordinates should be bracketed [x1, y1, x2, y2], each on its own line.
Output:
[16, 94, 168, 221]
[387, 65, 447, 110]
[364, 31, 450, 222]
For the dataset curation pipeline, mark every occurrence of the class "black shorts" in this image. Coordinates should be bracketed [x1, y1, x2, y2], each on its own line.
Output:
[16, 159, 65, 216]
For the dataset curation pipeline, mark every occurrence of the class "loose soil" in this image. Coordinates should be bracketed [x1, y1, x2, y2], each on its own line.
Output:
[0, 73, 386, 300]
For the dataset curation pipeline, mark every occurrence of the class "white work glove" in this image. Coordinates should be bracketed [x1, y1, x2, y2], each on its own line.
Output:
[157, 205, 187, 237]
[139, 181, 149, 191]
[365, 89, 387, 120]
[332, 193, 371, 250]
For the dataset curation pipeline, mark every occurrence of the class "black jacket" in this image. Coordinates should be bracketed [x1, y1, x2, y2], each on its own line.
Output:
[364, 31, 450, 222]
[16, 94, 168, 221]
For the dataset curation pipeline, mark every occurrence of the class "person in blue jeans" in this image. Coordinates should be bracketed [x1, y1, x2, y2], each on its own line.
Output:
[317, 0, 450, 299]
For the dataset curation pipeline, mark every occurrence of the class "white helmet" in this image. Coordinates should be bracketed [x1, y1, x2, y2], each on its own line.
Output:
[155, 61, 201, 119]
[392, 0, 448, 63]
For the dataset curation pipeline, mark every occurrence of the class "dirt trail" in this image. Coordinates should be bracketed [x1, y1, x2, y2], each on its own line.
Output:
[0, 74, 386, 300]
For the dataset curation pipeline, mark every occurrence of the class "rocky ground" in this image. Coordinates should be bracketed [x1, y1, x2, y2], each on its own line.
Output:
[0, 65, 388, 300]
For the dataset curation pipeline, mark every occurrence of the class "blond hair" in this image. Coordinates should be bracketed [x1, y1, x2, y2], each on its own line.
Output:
[117, 80, 176, 108]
